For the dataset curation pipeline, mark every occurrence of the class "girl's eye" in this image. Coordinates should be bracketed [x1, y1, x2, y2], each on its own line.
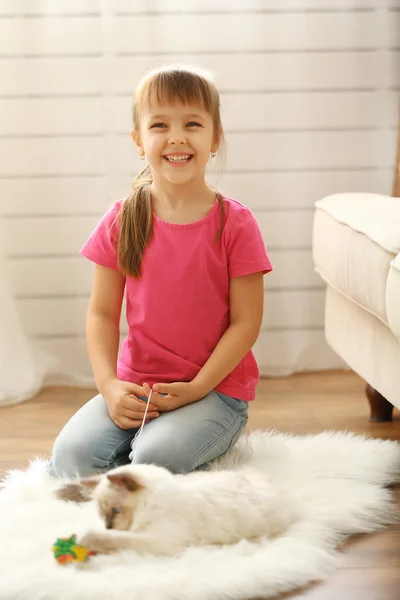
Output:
[187, 122, 201, 127]
[112, 507, 121, 514]
[151, 123, 167, 129]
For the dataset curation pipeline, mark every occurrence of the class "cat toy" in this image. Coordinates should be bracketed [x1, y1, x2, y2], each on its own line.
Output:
[52, 534, 96, 565]
[131, 388, 153, 461]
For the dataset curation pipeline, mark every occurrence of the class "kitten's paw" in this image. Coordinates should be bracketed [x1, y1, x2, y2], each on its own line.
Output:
[77, 530, 117, 555]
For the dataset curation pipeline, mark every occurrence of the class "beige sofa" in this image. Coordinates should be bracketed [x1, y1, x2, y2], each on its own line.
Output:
[313, 193, 400, 421]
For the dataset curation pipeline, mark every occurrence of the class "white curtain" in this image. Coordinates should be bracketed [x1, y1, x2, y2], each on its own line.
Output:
[0, 226, 48, 405]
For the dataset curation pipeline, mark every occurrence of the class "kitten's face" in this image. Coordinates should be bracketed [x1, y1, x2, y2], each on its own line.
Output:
[94, 477, 137, 530]
[56, 467, 145, 531]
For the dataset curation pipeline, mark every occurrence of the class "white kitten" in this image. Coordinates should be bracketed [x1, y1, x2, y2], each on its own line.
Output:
[56, 463, 294, 557]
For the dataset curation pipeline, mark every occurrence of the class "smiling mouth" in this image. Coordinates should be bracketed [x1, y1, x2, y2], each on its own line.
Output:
[163, 154, 194, 164]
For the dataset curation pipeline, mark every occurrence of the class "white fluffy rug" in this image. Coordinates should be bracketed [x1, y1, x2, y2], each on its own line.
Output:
[0, 430, 399, 600]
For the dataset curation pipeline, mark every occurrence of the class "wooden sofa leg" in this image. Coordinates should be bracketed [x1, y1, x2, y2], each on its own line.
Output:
[366, 384, 394, 422]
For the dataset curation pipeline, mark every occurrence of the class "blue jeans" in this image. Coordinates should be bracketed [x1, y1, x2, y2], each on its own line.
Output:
[49, 390, 248, 478]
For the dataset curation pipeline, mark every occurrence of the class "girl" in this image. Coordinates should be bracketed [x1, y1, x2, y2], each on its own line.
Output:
[49, 65, 272, 478]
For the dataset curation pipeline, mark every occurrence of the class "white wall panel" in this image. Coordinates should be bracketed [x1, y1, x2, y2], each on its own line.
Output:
[0, 170, 392, 216]
[5, 257, 94, 297]
[2, 52, 396, 96]
[0, 177, 112, 216]
[1, 3, 397, 381]
[4, 250, 322, 298]
[0, 98, 107, 135]
[2, 211, 314, 255]
[0, 57, 105, 95]
[0, 18, 102, 56]
[32, 328, 346, 389]
[110, 52, 393, 93]
[219, 91, 399, 131]
[109, 13, 385, 53]
[16, 297, 88, 336]
[254, 329, 346, 377]
[108, 130, 395, 174]
[33, 337, 94, 387]
[217, 169, 393, 210]
[266, 250, 323, 290]
[0, 1, 101, 15]
[3, 130, 394, 178]
[111, 1, 400, 13]
[15, 289, 325, 337]
[2, 216, 99, 256]
[3, 91, 398, 136]
[1, 138, 106, 176]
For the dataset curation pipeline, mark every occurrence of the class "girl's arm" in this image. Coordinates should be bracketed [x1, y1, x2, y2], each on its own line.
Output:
[152, 272, 264, 406]
[191, 271, 264, 395]
[86, 264, 125, 393]
[87, 265, 159, 428]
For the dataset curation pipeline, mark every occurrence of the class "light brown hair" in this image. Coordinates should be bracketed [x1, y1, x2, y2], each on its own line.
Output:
[117, 65, 225, 278]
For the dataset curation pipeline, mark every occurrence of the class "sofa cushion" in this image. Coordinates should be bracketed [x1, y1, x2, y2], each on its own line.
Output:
[387, 253, 400, 339]
[315, 193, 400, 253]
[313, 193, 400, 329]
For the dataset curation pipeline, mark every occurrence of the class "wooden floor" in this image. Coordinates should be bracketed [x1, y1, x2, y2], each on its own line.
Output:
[0, 370, 399, 599]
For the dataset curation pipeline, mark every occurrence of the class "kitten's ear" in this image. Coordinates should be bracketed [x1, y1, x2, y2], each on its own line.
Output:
[107, 472, 139, 492]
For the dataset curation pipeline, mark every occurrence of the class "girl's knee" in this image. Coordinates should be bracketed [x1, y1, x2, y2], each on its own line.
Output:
[50, 436, 108, 479]
[50, 443, 87, 479]
[130, 444, 188, 474]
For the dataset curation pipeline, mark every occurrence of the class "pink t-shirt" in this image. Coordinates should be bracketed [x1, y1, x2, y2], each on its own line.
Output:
[80, 196, 272, 401]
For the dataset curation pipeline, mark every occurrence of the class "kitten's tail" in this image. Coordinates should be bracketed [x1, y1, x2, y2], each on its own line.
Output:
[54, 482, 92, 503]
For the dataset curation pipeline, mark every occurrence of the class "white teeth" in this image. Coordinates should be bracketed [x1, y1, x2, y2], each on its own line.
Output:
[165, 155, 191, 163]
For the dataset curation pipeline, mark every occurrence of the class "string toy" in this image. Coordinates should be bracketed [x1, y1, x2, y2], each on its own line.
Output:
[53, 388, 154, 565]
[131, 387, 153, 462]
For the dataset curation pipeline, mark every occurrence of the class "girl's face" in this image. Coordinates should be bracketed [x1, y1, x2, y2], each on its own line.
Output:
[132, 99, 219, 187]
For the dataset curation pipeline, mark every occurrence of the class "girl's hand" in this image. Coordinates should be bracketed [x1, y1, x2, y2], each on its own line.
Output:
[102, 379, 159, 430]
[146, 382, 205, 412]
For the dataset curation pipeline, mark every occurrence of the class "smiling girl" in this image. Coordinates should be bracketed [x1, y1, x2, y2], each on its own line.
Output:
[49, 65, 273, 478]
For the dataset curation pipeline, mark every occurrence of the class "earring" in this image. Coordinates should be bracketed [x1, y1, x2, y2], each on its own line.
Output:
[140, 153, 145, 161]
[210, 152, 216, 159]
